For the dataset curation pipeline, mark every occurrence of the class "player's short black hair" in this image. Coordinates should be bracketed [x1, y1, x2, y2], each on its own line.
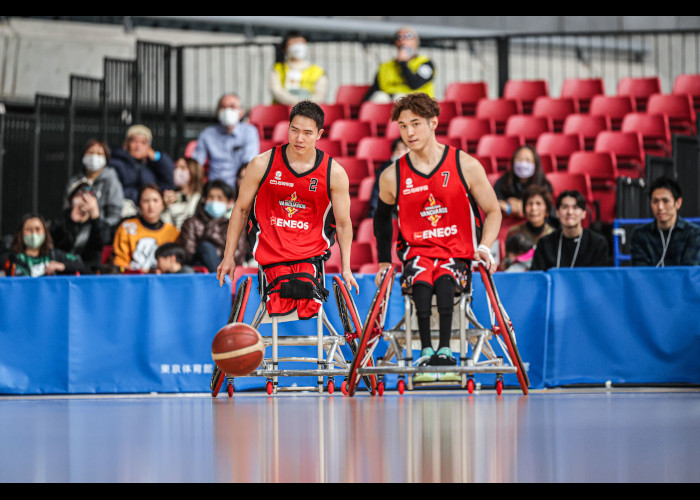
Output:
[289, 100, 324, 131]
[203, 179, 235, 200]
[556, 190, 586, 210]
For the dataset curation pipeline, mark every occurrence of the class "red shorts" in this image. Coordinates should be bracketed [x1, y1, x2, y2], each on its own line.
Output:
[400, 256, 470, 295]
[262, 261, 325, 320]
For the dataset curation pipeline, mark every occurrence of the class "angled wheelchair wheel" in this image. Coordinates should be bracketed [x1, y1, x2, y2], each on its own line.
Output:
[478, 264, 529, 395]
[333, 276, 377, 395]
[212, 275, 253, 397]
[346, 265, 397, 397]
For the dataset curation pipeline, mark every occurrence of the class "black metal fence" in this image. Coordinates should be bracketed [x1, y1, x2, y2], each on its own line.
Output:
[2, 29, 700, 236]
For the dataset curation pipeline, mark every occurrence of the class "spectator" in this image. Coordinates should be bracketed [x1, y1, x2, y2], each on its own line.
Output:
[63, 139, 124, 236]
[493, 145, 553, 220]
[154, 243, 195, 274]
[367, 138, 409, 218]
[112, 184, 180, 272]
[190, 93, 260, 190]
[51, 182, 110, 273]
[270, 31, 328, 106]
[364, 26, 436, 103]
[7, 213, 87, 277]
[530, 190, 609, 270]
[499, 232, 535, 272]
[506, 184, 556, 246]
[109, 125, 176, 214]
[178, 179, 246, 273]
[161, 157, 205, 230]
[630, 176, 700, 267]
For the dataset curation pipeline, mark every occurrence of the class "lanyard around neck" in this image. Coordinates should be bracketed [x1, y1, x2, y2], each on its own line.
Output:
[556, 230, 582, 269]
[656, 225, 675, 268]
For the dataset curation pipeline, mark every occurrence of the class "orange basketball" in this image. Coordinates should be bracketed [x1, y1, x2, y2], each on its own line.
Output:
[211, 323, 265, 377]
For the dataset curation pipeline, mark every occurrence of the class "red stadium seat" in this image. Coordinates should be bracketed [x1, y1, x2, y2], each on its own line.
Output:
[315, 138, 344, 158]
[436, 100, 459, 135]
[594, 130, 645, 179]
[568, 151, 618, 224]
[560, 78, 605, 113]
[350, 241, 376, 272]
[336, 156, 372, 196]
[329, 119, 373, 156]
[358, 262, 380, 274]
[358, 101, 394, 136]
[673, 73, 700, 112]
[319, 103, 346, 136]
[473, 154, 497, 174]
[356, 136, 394, 173]
[532, 96, 578, 132]
[475, 134, 522, 171]
[444, 81, 489, 116]
[184, 140, 197, 159]
[446, 116, 495, 154]
[562, 114, 611, 150]
[335, 84, 371, 119]
[646, 93, 697, 136]
[384, 120, 401, 140]
[504, 114, 552, 147]
[589, 95, 636, 130]
[535, 132, 583, 170]
[475, 98, 521, 134]
[357, 176, 375, 203]
[349, 198, 370, 232]
[503, 79, 549, 114]
[326, 243, 342, 274]
[356, 217, 375, 243]
[248, 104, 289, 140]
[259, 139, 278, 153]
[539, 153, 558, 173]
[271, 121, 289, 144]
[617, 76, 662, 111]
[621, 112, 672, 158]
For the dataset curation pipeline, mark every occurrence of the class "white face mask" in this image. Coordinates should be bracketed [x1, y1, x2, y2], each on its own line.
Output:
[83, 154, 106, 172]
[287, 43, 308, 61]
[218, 108, 240, 128]
[513, 161, 536, 179]
[173, 169, 190, 188]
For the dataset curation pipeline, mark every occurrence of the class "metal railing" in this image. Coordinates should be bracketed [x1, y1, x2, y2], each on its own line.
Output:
[2, 29, 700, 236]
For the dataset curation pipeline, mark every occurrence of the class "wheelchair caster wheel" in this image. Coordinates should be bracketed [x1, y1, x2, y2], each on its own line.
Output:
[377, 380, 384, 396]
[266, 380, 274, 395]
[341, 380, 348, 395]
[496, 377, 503, 396]
[397, 378, 405, 395]
[227, 380, 234, 397]
[467, 378, 475, 394]
[327, 379, 335, 395]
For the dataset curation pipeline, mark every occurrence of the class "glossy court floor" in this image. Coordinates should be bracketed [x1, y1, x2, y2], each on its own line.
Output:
[1, 388, 699, 483]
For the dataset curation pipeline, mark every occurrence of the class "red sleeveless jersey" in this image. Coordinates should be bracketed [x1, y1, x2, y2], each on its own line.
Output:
[396, 146, 481, 261]
[249, 145, 336, 266]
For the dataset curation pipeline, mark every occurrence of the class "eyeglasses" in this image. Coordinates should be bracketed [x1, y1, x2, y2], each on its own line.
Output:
[395, 32, 416, 41]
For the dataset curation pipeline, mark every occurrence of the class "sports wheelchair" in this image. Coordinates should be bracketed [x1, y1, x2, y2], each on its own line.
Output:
[343, 263, 530, 396]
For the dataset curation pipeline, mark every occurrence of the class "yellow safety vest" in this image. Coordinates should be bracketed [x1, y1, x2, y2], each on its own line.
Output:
[376, 55, 435, 97]
[273, 62, 325, 101]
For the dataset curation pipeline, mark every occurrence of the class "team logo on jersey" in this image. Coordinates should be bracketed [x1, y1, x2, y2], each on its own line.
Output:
[419, 193, 448, 226]
[278, 192, 307, 218]
[270, 170, 294, 187]
[402, 177, 428, 195]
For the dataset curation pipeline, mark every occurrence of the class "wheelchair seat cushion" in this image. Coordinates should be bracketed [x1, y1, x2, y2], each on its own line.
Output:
[262, 260, 328, 320]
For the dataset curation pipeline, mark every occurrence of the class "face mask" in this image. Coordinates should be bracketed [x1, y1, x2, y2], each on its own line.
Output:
[513, 161, 536, 179]
[23, 233, 45, 250]
[173, 169, 190, 188]
[204, 201, 228, 219]
[83, 154, 106, 172]
[218, 108, 240, 128]
[287, 43, 308, 61]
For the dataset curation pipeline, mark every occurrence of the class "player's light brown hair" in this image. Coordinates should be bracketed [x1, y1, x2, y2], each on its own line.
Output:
[391, 93, 441, 121]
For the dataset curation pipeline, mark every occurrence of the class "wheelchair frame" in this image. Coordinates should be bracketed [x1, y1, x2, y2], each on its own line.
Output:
[345, 263, 530, 396]
[211, 265, 363, 396]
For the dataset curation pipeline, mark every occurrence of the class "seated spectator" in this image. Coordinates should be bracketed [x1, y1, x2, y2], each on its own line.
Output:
[51, 182, 110, 273]
[364, 26, 435, 103]
[270, 31, 328, 106]
[161, 157, 205, 230]
[112, 184, 180, 272]
[530, 190, 610, 270]
[506, 184, 556, 246]
[7, 213, 87, 277]
[367, 138, 408, 218]
[494, 145, 553, 220]
[630, 176, 700, 267]
[178, 179, 247, 272]
[154, 242, 195, 274]
[109, 125, 175, 215]
[499, 232, 535, 273]
[63, 138, 124, 237]
[190, 93, 259, 190]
